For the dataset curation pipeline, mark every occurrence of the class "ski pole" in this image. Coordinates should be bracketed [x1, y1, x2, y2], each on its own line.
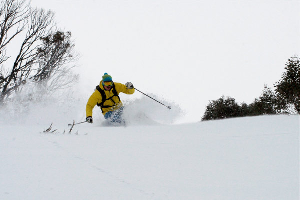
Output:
[68, 120, 87, 134]
[134, 88, 171, 109]
[68, 121, 87, 126]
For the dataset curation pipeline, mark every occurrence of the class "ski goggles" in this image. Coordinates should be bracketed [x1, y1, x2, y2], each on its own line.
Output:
[103, 81, 113, 86]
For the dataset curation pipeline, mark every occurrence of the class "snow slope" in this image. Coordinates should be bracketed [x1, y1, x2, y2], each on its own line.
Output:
[0, 115, 299, 200]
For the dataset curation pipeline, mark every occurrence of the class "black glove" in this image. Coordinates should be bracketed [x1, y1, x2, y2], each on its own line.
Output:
[125, 82, 134, 89]
[86, 116, 93, 123]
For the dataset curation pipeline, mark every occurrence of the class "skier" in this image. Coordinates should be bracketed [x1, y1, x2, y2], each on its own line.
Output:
[86, 73, 135, 125]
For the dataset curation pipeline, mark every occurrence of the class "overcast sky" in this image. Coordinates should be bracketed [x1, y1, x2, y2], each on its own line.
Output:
[31, 0, 300, 123]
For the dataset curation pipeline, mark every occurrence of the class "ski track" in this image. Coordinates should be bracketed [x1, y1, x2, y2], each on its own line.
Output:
[41, 133, 156, 199]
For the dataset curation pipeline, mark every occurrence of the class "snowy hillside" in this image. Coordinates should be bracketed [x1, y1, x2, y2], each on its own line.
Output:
[0, 114, 299, 200]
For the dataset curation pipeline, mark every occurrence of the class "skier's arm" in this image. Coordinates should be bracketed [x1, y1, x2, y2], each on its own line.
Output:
[115, 82, 135, 94]
[86, 91, 102, 117]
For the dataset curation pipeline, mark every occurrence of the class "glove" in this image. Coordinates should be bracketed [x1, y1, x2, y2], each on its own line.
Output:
[86, 116, 93, 123]
[125, 82, 134, 89]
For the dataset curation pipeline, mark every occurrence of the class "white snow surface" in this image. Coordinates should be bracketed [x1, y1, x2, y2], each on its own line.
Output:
[0, 97, 299, 199]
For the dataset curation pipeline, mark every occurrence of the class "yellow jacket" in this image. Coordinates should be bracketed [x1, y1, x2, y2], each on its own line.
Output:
[86, 81, 135, 117]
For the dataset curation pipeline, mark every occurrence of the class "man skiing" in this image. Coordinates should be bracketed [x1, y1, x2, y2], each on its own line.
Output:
[86, 73, 135, 124]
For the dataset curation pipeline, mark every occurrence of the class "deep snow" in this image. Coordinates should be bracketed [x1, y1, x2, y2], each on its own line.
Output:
[0, 112, 299, 200]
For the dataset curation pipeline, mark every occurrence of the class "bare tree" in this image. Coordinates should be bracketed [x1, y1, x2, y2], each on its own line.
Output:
[33, 31, 74, 80]
[0, 0, 77, 102]
[32, 31, 78, 93]
[0, 0, 29, 94]
[0, 0, 29, 63]
[1, 7, 54, 100]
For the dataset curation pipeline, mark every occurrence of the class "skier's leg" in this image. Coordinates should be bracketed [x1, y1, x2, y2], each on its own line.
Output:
[111, 107, 125, 124]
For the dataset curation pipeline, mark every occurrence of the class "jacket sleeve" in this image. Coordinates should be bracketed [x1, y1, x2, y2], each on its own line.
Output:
[115, 83, 135, 94]
[86, 90, 102, 117]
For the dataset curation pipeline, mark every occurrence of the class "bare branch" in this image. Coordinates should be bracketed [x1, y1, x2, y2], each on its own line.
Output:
[0, 1, 77, 103]
[0, 0, 29, 50]
[1, 5, 55, 100]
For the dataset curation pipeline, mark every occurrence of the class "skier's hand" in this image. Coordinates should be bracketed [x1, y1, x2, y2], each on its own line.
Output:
[86, 116, 93, 123]
[125, 82, 134, 89]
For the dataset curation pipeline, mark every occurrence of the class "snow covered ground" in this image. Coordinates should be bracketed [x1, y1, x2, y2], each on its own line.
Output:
[0, 113, 299, 200]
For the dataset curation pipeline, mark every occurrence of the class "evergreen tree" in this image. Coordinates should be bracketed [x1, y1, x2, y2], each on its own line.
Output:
[202, 96, 242, 121]
[201, 86, 278, 121]
[248, 86, 277, 115]
[274, 56, 300, 113]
